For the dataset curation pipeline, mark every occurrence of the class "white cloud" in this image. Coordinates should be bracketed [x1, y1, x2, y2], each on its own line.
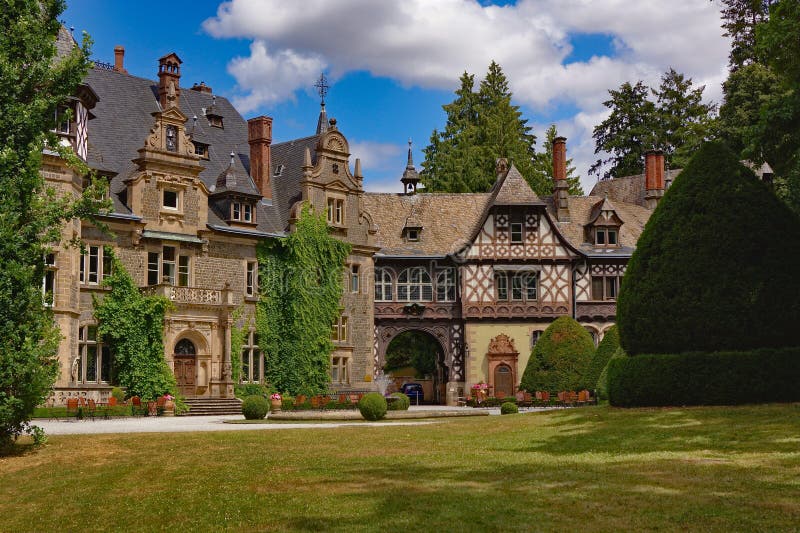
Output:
[349, 140, 405, 172]
[204, 0, 730, 187]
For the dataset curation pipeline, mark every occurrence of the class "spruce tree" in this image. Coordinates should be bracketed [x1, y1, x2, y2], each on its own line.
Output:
[718, 0, 774, 70]
[531, 124, 583, 195]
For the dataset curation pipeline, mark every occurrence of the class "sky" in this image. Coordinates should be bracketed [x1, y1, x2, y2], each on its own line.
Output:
[63, 0, 731, 194]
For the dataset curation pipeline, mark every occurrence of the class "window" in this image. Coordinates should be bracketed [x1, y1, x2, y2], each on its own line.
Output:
[80, 246, 111, 286]
[77, 325, 112, 384]
[595, 228, 620, 246]
[193, 142, 209, 158]
[230, 201, 255, 223]
[246, 261, 258, 297]
[350, 264, 360, 293]
[496, 271, 537, 301]
[510, 223, 523, 244]
[149, 247, 190, 286]
[607, 229, 618, 245]
[586, 328, 599, 346]
[54, 105, 71, 135]
[43, 253, 56, 306]
[241, 330, 262, 383]
[232, 202, 241, 220]
[397, 267, 433, 302]
[530, 330, 542, 349]
[178, 255, 190, 287]
[243, 203, 253, 223]
[406, 228, 420, 242]
[326, 197, 344, 225]
[165, 125, 177, 152]
[375, 268, 393, 301]
[595, 229, 606, 245]
[148, 252, 160, 286]
[331, 315, 348, 343]
[162, 246, 176, 285]
[436, 268, 456, 302]
[591, 275, 620, 300]
[331, 356, 349, 384]
[163, 189, 179, 210]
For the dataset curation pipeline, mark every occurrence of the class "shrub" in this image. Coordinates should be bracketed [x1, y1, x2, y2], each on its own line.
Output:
[388, 392, 410, 411]
[520, 316, 596, 392]
[241, 395, 269, 420]
[358, 392, 388, 421]
[617, 142, 800, 355]
[596, 347, 626, 401]
[607, 347, 800, 407]
[584, 326, 620, 390]
[500, 402, 519, 415]
[111, 387, 125, 403]
[234, 383, 270, 400]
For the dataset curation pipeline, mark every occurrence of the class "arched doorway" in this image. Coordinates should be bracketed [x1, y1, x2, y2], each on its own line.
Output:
[173, 338, 196, 396]
[494, 364, 514, 397]
[384, 330, 447, 405]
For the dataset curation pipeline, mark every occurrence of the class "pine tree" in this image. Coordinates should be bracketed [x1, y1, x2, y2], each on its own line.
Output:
[531, 124, 583, 195]
[718, 0, 774, 69]
[0, 0, 105, 449]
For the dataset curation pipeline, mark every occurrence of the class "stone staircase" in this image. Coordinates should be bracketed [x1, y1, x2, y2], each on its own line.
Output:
[181, 397, 242, 416]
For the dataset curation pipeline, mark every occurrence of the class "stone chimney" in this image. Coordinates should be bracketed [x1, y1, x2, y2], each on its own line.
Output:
[157, 52, 182, 109]
[553, 136, 570, 222]
[114, 45, 127, 73]
[644, 149, 665, 209]
[248, 116, 273, 200]
[190, 81, 213, 94]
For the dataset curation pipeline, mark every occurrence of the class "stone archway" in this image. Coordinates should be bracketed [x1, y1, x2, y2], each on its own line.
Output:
[486, 334, 519, 399]
[170, 330, 210, 397]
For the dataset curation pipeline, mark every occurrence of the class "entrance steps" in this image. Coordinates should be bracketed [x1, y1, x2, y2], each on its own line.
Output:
[181, 397, 242, 416]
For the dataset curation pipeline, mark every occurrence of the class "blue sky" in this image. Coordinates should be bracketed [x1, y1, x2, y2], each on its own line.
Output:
[63, 0, 729, 193]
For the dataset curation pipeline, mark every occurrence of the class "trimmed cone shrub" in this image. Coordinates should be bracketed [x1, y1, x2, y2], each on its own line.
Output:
[596, 347, 626, 401]
[583, 326, 620, 390]
[358, 392, 388, 421]
[617, 141, 800, 355]
[607, 347, 800, 407]
[520, 316, 596, 392]
[242, 395, 269, 420]
[388, 392, 410, 411]
[500, 402, 519, 415]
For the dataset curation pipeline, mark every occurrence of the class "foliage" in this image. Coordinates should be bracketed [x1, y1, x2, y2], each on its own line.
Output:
[358, 392, 387, 421]
[422, 62, 541, 193]
[0, 0, 110, 450]
[718, 62, 780, 155]
[531, 124, 583, 195]
[596, 347, 626, 401]
[583, 326, 619, 390]
[388, 392, 410, 411]
[93, 252, 177, 401]
[229, 306, 248, 384]
[607, 347, 800, 407]
[718, 0, 774, 69]
[500, 402, 519, 415]
[617, 142, 800, 355]
[519, 316, 596, 392]
[241, 395, 269, 420]
[384, 331, 438, 377]
[256, 205, 350, 396]
[110, 387, 125, 402]
[234, 383, 271, 400]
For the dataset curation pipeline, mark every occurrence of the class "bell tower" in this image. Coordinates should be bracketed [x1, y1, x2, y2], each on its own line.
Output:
[158, 52, 182, 109]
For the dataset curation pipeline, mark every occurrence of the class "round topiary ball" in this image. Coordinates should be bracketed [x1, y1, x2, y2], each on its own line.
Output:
[242, 395, 269, 420]
[500, 402, 519, 415]
[388, 392, 410, 411]
[358, 392, 388, 421]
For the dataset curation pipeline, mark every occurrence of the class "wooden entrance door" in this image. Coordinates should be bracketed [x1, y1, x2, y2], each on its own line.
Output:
[494, 364, 514, 397]
[174, 339, 196, 396]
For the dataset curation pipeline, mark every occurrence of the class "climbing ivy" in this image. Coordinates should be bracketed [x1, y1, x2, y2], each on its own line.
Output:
[93, 250, 177, 401]
[229, 305, 248, 384]
[256, 205, 350, 396]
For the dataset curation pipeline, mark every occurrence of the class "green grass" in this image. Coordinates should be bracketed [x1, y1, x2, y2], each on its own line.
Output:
[2, 404, 799, 531]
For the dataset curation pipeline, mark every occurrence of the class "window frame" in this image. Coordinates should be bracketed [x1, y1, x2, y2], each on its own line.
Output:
[162, 188, 180, 211]
[240, 329, 262, 384]
[43, 253, 56, 306]
[77, 324, 112, 384]
[510, 223, 524, 244]
[436, 268, 456, 302]
[397, 267, 433, 302]
[350, 264, 360, 293]
[496, 271, 537, 302]
[591, 275, 620, 300]
[246, 261, 258, 297]
[331, 314, 349, 343]
[375, 268, 393, 302]
[331, 356, 350, 384]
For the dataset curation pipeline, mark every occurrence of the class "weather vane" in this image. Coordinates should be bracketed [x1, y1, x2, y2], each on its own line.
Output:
[314, 72, 329, 105]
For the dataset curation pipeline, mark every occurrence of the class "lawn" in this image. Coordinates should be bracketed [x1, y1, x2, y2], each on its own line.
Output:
[1, 404, 799, 532]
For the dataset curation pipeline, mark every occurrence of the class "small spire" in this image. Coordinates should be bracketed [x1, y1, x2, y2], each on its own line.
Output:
[314, 73, 330, 135]
[354, 158, 362, 180]
[401, 138, 420, 195]
[303, 147, 312, 168]
[316, 103, 328, 135]
[407, 138, 414, 167]
[230, 151, 235, 167]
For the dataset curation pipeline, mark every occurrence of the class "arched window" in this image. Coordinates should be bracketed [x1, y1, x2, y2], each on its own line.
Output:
[436, 268, 456, 302]
[174, 338, 196, 355]
[375, 268, 393, 301]
[397, 267, 432, 302]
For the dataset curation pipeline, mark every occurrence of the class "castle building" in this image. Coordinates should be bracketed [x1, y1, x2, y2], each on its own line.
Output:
[44, 37, 665, 406]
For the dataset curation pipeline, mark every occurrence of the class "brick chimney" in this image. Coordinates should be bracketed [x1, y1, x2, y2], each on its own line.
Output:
[157, 52, 182, 109]
[114, 45, 127, 73]
[552, 136, 570, 222]
[248, 116, 273, 200]
[644, 149, 665, 209]
[190, 81, 213, 94]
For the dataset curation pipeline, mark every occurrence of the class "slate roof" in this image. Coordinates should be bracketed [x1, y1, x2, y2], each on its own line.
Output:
[269, 135, 319, 230]
[492, 165, 544, 206]
[589, 169, 681, 207]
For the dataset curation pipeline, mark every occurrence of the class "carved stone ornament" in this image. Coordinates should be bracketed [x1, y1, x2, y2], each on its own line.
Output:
[488, 333, 518, 355]
[146, 124, 161, 148]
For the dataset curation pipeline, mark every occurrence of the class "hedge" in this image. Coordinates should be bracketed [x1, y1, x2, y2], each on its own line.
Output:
[596, 346, 626, 401]
[607, 347, 800, 407]
[358, 392, 388, 421]
[520, 316, 595, 392]
[583, 325, 619, 390]
[242, 395, 269, 419]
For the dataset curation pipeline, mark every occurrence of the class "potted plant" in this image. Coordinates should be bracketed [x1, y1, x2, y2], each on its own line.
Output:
[270, 393, 282, 413]
[163, 394, 175, 416]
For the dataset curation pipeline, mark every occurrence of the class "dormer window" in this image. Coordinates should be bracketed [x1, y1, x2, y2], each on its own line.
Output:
[273, 164, 284, 177]
[207, 114, 223, 128]
[55, 105, 71, 135]
[165, 125, 177, 152]
[231, 201, 255, 223]
[193, 142, 209, 158]
[163, 189, 179, 210]
[407, 229, 420, 242]
[595, 228, 619, 246]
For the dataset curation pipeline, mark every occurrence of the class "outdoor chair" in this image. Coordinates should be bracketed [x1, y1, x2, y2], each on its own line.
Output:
[311, 396, 320, 409]
[130, 396, 142, 417]
[86, 399, 97, 420]
[66, 398, 79, 419]
[523, 392, 533, 406]
[338, 394, 347, 405]
[296, 394, 306, 406]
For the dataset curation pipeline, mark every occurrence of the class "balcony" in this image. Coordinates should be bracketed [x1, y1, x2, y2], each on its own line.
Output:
[142, 285, 236, 306]
[575, 301, 617, 321]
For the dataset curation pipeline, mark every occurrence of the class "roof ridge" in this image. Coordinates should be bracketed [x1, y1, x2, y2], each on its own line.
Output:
[271, 134, 320, 148]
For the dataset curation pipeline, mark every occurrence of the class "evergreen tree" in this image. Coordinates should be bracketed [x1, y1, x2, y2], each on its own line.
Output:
[531, 124, 583, 195]
[0, 0, 105, 449]
[422, 62, 540, 193]
[718, 62, 780, 155]
[589, 81, 657, 180]
[718, 0, 774, 69]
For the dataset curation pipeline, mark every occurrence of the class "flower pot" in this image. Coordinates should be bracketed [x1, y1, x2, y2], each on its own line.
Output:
[270, 399, 282, 413]
[147, 401, 157, 416]
[164, 399, 175, 416]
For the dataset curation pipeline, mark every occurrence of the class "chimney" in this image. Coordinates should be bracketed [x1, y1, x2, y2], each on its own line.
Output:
[248, 116, 273, 200]
[157, 53, 182, 109]
[552, 136, 570, 222]
[644, 149, 665, 209]
[190, 81, 213, 94]
[114, 46, 127, 73]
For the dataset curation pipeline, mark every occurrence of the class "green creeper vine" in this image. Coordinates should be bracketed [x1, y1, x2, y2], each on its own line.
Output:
[229, 305, 248, 384]
[256, 204, 350, 396]
[93, 249, 178, 401]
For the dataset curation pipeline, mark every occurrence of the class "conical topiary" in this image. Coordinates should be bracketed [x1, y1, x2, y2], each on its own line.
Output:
[583, 325, 620, 390]
[617, 141, 800, 355]
[520, 316, 596, 392]
[596, 347, 626, 401]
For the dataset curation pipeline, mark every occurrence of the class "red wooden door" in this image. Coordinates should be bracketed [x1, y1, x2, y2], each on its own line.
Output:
[494, 364, 514, 398]
[174, 356, 196, 396]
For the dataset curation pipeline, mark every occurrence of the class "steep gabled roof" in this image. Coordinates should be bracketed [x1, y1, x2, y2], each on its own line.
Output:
[590, 169, 681, 207]
[269, 135, 319, 230]
[492, 164, 544, 206]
